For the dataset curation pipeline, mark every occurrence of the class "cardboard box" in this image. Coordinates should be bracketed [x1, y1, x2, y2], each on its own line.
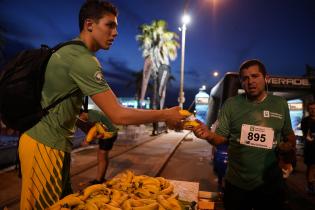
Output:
[198, 199, 215, 210]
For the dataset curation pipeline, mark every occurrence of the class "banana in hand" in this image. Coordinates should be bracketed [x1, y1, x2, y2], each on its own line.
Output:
[179, 110, 192, 117]
[85, 122, 115, 143]
[179, 110, 199, 128]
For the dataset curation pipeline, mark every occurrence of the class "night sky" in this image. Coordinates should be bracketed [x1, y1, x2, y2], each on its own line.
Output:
[1, 0, 315, 108]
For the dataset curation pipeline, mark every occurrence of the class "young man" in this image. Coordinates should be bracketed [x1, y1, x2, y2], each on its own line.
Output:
[301, 101, 315, 194]
[191, 59, 296, 210]
[18, 1, 184, 209]
[77, 109, 118, 185]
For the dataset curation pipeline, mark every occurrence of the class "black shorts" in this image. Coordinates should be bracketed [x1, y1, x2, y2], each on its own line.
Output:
[98, 134, 118, 151]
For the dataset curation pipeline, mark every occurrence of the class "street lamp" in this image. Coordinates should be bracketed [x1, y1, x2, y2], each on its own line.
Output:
[178, 14, 191, 109]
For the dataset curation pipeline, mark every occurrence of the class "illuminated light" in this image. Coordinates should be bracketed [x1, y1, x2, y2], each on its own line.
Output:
[213, 71, 219, 77]
[182, 14, 191, 25]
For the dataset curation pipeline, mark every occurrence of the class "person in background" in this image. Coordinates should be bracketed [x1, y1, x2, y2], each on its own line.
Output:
[18, 1, 184, 209]
[212, 143, 228, 191]
[190, 59, 296, 210]
[301, 101, 315, 195]
[77, 109, 118, 185]
[210, 119, 228, 192]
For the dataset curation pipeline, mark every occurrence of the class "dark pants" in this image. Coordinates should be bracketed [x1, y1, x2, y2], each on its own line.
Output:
[224, 180, 287, 210]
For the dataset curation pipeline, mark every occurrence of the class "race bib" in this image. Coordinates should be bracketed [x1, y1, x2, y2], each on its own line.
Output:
[240, 124, 274, 149]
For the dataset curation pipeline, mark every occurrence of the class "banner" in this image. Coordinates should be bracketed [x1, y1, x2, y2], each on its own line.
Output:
[140, 57, 153, 103]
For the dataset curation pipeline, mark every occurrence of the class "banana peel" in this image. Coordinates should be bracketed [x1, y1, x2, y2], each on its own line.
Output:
[85, 122, 115, 143]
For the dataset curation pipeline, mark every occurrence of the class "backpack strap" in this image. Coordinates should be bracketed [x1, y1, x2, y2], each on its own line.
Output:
[83, 96, 89, 112]
[40, 40, 87, 115]
[42, 89, 81, 115]
[52, 40, 87, 52]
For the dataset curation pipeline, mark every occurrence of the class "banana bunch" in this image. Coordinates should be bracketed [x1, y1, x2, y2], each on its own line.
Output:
[106, 170, 135, 193]
[122, 199, 159, 210]
[85, 122, 115, 143]
[107, 170, 175, 199]
[47, 184, 111, 210]
[157, 195, 182, 210]
[107, 171, 182, 209]
[47, 171, 183, 210]
[48, 193, 84, 210]
[179, 110, 200, 128]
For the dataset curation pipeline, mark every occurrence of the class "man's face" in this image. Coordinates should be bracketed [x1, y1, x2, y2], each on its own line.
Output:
[308, 104, 315, 118]
[240, 65, 266, 98]
[91, 14, 118, 50]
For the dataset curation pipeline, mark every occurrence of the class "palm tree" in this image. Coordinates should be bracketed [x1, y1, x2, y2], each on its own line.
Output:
[136, 20, 179, 135]
[136, 20, 179, 109]
[126, 69, 153, 108]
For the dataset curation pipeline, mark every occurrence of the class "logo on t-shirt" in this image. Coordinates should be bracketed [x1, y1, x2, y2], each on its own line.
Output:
[94, 71, 105, 83]
[263, 110, 270, 118]
[263, 110, 283, 119]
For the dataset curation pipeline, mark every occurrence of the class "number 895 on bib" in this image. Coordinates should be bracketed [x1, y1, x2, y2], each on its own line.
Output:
[240, 124, 274, 149]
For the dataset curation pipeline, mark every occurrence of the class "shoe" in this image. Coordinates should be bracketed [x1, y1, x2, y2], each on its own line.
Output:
[89, 178, 106, 185]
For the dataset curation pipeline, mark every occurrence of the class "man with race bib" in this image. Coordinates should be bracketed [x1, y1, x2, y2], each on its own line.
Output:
[190, 59, 296, 210]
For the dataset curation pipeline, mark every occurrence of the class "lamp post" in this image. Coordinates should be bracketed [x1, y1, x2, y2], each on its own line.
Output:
[178, 14, 190, 109]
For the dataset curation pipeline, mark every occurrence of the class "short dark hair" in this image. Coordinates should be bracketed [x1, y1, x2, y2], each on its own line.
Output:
[239, 59, 267, 78]
[79, 0, 118, 31]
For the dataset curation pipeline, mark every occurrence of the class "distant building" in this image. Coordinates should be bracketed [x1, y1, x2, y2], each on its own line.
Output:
[118, 97, 151, 109]
[87, 97, 151, 110]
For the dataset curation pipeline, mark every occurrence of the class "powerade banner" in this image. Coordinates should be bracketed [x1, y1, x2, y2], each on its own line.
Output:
[158, 64, 170, 109]
[267, 77, 311, 89]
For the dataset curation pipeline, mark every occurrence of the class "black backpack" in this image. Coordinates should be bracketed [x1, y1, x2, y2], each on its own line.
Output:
[0, 40, 86, 132]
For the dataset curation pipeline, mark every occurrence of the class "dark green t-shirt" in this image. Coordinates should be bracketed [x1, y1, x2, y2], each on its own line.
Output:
[215, 94, 293, 190]
[27, 40, 110, 152]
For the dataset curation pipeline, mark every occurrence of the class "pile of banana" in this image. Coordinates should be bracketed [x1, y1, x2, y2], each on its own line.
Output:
[48, 170, 183, 210]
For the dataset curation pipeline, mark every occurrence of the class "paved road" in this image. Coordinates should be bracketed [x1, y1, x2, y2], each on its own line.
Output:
[1, 126, 315, 210]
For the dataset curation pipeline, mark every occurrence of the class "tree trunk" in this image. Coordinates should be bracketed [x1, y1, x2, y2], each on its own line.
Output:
[152, 71, 159, 135]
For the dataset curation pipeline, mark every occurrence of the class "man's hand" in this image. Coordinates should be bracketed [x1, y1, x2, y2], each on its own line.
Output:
[277, 141, 296, 178]
[278, 159, 293, 178]
[191, 120, 213, 140]
[164, 106, 186, 130]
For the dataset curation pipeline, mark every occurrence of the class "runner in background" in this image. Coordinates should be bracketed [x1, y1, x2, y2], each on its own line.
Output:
[301, 101, 315, 195]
